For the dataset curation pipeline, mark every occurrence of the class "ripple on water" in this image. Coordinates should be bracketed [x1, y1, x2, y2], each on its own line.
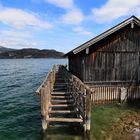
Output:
[0, 59, 68, 140]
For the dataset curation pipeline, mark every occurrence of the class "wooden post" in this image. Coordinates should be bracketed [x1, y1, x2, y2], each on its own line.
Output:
[40, 87, 48, 131]
[48, 81, 51, 107]
[52, 65, 56, 85]
[85, 88, 91, 135]
[120, 87, 127, 102]
[83, 88, 86, 132]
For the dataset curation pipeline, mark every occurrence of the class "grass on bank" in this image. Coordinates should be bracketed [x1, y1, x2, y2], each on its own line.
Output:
[90, 103, 140, 140]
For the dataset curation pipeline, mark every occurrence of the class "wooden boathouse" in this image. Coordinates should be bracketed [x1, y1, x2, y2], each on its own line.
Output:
[36, 16, 140, 134]
[66, 15, 140, 104]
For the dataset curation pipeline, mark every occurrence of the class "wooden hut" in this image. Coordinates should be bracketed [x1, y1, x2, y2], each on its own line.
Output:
[65, 16, 140, 103]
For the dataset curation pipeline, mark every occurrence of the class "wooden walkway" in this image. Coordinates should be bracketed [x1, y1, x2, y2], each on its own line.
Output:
[46, 70, 82, 123]
[36, 65, 91, 134]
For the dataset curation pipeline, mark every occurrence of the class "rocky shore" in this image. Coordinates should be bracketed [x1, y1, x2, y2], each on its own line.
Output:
[91, 104, 140, 140]
[110, 111, 140, 140]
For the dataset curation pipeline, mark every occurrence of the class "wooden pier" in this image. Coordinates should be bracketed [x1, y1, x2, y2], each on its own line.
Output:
[36, 65, 91, 133]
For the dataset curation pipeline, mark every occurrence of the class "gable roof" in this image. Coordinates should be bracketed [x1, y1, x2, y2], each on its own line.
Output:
[65, 16, 140, 56]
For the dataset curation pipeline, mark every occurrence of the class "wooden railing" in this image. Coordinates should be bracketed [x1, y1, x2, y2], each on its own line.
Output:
[88, 84, 140, 104]
[36, 65, 56, 130]
[89, 86, 121, 104]
[59, 65, 92, 133]
[36, 65, 92, 133]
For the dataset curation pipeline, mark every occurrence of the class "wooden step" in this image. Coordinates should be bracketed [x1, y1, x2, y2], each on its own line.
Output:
[52, 92, 71, 95]
[51, 94, 71, 97]
[49, 110, 76, 113]
[51, 96, 72, 99]
[51, 100, 74, 103]
[50, 104, 74, 107]
[46, 117, 83, 123]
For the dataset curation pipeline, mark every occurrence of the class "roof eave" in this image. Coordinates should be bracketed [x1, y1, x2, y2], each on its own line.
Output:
[65, 16, 140, 56]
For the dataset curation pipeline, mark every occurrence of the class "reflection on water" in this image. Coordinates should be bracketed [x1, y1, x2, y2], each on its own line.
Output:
[42, 123, 84, 140]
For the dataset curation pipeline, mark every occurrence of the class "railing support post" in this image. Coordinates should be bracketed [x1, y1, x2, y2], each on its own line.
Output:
[40, 87, 48, 131]
[36, 65, 57, 131]
[85, 88, 91, 136]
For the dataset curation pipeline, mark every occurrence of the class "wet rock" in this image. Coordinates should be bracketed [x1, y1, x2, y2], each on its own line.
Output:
[115, 118, 120, 122]
[107, 134, 112, 140]
[125, 118, 132, 124]
[131, 128, 140, 134]
[116, 103, 122, 107]
[100, 130, 106, 135]
[123, 125, 132, 132]
[132, 121, 139, 127]
[132, 135, 140, 140]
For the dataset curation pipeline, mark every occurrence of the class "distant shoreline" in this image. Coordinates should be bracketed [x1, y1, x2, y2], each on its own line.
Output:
[0, 57, 67, 59]
[0, 48, 65, 59]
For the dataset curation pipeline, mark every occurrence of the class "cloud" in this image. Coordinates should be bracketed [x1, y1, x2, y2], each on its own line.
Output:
[0, 29, 49, 49]
[0, 3, 53, 49]
[0, 38, 37, 49]
[1, 30, 32, 38]
[91, 0, 140, 23]
[44, 0, 74, 9]
[0, 5, 53, 29]
[73, 26, 92, 35]
[61, 9, 84, 25]
[0, 29, 36, 48]
[44, 0, 84, 25]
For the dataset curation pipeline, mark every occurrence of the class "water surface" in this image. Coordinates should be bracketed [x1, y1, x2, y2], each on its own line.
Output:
[0, 59, 83, 140]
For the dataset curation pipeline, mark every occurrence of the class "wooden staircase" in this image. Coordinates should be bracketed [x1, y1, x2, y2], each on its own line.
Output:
[36, 65, 91, 134]
[47, 72, 83, 124]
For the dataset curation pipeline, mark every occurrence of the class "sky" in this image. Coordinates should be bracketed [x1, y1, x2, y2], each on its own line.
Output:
[0, 0, 140, 53]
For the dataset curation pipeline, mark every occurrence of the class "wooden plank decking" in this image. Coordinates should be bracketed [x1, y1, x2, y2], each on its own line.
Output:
[48, 71, 82, 123]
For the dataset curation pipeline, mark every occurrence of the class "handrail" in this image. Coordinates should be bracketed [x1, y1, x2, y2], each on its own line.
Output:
[36, 64, 91, 133]
[35, 70, 51, 94]
[36, 65, 56, 130]
[35, 65, 56, 94]
[59, 65, 91, 133]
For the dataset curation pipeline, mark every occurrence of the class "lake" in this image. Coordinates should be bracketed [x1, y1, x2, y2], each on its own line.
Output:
[0, 59, 84, 140]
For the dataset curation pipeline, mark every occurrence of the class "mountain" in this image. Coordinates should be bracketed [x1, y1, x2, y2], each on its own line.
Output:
[0, 48, 64, 58]
[0, 46, 16, 53]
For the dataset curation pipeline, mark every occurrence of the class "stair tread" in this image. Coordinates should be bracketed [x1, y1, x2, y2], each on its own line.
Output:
[51, 96, 71, 98]
[52, 92, 71, 94]
[46, 117, 82, 123]
[51, 100, 73, 102]
[49, 110, 76, 113]
[54, 83, 68, 85]
[52, 91, 70, 94]
[50, 104, 74, 107]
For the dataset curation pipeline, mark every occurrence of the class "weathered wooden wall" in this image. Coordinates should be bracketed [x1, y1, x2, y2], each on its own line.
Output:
[84, 25, 140, 83]
[69, 53, 84, 81]
[69, 24, 140, 85]
[84, 51, 139, 83]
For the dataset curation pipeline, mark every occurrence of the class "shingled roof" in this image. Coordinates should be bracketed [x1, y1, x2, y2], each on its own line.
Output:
[65, 16, 140, 56]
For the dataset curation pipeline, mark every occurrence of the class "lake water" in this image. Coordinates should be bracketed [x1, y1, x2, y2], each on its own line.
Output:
[0, 59, 84, 140]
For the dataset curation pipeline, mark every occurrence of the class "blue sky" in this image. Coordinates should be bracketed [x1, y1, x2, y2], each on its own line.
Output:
[0, 0, 140, 53]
